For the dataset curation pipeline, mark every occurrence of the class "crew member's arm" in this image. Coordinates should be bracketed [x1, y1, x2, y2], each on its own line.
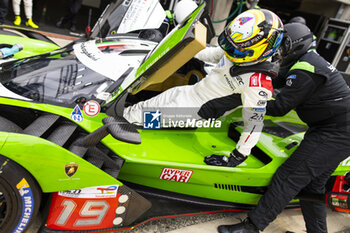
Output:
[267, 70, 324, 116]
[272, 66, 289, 89]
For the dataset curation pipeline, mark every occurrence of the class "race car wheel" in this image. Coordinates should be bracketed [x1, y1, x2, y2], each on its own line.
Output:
[0, 155, 41, 233]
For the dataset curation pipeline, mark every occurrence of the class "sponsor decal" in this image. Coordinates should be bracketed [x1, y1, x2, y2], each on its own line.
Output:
[259, 91, 268, 97]
[70, 105, 83, 123]
[286, 74, 296, 87]
[14, 178, 34, 233]
[225, 74, 236, 91]
[160, 168, 193, 183]
[292, 37, 304, 44]
[263, 49, 273, 57]
[238, 16, 254, 25]
[257, 100, 267, 106]
[249, 113, 264, 121]
[327, 63, 336, 72]
[251, 107, 265, 112]
[143, 110, 161, 129]
[236, 76, 244, 85]
[80, 43, 99, 61]
[239, 34, 263, 48]
[260, 74, 273, 92]
[59, 185, 118, 198]
[331, 197, 348, 209]
[83, 100, 100, 117]
[65, 162, 79, 177]
[249, 73, 260, 87]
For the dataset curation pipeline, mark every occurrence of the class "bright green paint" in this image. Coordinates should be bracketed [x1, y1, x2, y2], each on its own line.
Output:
[290, 61, 315, 73]
[134, 3, 205, 78]
[1, 96, 348, 203]
[1, 9, 349, 204]
[115, 110, 297, 203]
[0, 132, 121, 193]
[0, 97, 108, 133]
[116, 108, 347, 203]
[0, 35, 60, 59]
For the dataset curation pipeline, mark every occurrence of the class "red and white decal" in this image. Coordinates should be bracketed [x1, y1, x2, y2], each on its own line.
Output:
[160, 168, 193, 183]
[46, 191, 120, 231]
[263, 49, 273, 57]
[59, 185, 118, 199]
[260, 74, 273, 92]
[83, 100, 100, 117]
[249, 73, 260, 87]
[249, 73, 273, 93]
[97, 44, 135, 50]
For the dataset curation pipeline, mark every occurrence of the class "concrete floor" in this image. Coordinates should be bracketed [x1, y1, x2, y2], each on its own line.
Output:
[28, 208, 350, 233]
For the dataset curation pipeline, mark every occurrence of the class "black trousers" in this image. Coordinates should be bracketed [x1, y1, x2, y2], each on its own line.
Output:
[0, 0, 9, 22]
[248, 125, 350, 233]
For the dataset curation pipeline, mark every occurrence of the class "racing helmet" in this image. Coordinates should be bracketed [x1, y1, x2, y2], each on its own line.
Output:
[174, 0, 198, 24]
[218, 9, 284, 65]
[289, 16, 306, 25]
[280, 23, 314, 67]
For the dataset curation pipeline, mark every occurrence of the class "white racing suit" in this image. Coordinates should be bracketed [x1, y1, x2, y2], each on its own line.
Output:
[124, 47, 273, 156]
[13, 0, 33, 18]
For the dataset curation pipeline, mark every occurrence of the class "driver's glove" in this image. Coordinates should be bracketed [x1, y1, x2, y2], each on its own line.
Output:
[204, 149, 247, 167]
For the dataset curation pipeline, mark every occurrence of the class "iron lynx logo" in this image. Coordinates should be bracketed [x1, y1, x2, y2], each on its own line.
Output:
[143, 110, 161, 129]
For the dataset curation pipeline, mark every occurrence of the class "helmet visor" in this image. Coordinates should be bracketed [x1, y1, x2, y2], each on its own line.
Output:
[218, 28, 252, 59]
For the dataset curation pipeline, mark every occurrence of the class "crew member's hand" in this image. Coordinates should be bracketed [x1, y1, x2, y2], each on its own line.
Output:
[204, 149, 247, 167]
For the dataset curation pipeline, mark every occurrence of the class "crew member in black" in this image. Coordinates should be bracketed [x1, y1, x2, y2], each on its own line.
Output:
[218, 23, 350, 233]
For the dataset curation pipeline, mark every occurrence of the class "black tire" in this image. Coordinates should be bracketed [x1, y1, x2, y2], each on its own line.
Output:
[0, 155, 41, 233]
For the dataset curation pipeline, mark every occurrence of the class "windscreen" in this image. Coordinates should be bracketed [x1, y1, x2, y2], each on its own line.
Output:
[92, 0, 165, 38]
[0, 56, 114, 107]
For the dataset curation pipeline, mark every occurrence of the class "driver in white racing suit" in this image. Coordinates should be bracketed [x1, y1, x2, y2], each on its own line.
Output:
[124, 9, 284, 167]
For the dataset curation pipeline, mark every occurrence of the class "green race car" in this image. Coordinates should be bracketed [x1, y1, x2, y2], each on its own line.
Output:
[0, 25, 60, 59]
[0, 2, 349, 233]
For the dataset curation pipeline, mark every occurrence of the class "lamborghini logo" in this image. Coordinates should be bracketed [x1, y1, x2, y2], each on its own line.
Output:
[65, 162, 79, 177]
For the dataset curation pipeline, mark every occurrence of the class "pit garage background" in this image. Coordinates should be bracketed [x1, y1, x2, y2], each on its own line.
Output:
[3, 0, 348, 80]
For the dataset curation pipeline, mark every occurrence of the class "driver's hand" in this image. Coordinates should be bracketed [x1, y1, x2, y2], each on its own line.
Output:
[204, 149, 247, 167]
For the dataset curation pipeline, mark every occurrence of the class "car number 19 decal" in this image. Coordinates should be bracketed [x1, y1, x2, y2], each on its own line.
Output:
[55, 199, 109, 227]
[46, 186, 120, 230]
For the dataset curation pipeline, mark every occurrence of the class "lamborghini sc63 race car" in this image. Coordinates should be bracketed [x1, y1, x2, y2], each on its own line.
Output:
[0, 3, 350, 233]
[0, 25, 60, 59]
[0, 0, 205, 60]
